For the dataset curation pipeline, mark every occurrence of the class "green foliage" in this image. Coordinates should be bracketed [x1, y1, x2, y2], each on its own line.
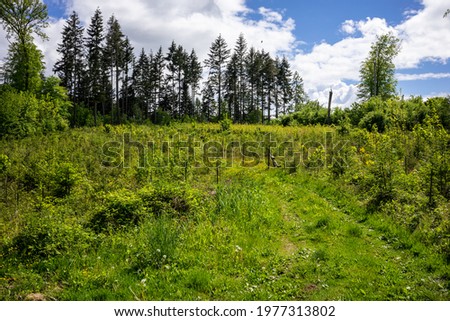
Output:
[7, 209, 92, 261]
[139, 184, 202, 218]
[5, 40, 44, 92]
[357, 33, 400, 101]
[0, 84, 69, 138]
[281, 101, 330, 126]
[0, 154, 10, 174]
[51, 162, 81, 198]
[131, 216, 180, 270]
[89, 190, 144, 232]
[219, 114, 232, 132]
[1, 123, 449, 301]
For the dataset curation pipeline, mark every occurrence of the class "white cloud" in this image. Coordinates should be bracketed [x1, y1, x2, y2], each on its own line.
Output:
[341, 20, 356, 35]
[1, 0, 296, 77]
[397, 72, 450, 81]
[1, 0, 449, 108]
[293, 0, 450, 107]
[64, 0, 295, 63]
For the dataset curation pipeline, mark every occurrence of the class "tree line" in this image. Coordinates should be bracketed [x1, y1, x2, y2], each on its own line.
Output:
[51, 8, 307, 126]
[1, 1, 448, 132]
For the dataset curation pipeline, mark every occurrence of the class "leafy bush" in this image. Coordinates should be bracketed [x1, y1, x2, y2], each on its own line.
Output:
[89, 190, 144, 232]
[0, 154, 10, 174]
[51, 162, 81, 198]
[0, 83, 69, 138]
[139, 184, 202, 218]
[219, 114, 232, 132]
[7, 208, 92, 261]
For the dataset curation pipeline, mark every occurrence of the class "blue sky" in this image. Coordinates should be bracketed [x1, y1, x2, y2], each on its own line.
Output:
[2, 0, 449, 107]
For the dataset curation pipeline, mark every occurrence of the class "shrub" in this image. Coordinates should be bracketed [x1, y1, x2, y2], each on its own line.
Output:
[0, 84, 69, 138]
[89, 190, 144, 232]
[139, 184, 202, 218]
[8, 208, 92, 261]
[51, 162, 81, 198]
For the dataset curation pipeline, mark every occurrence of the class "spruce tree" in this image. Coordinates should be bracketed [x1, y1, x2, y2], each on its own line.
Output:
[233, 34, 248, 122]
[53, 11, 85, 103]
[205, 35, 230, 119]
[151, 46, 166, 114]
[85, 8, 105, 123]
[104, 15, 125, 123]
[184, 49, 202, 117]
[277, 56, 293, 115]
[132, 48, 151, 119]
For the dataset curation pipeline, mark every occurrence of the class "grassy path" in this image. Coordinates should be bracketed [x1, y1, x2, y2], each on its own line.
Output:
[241, 168, 449, 300]
[2, 166, 449, 300]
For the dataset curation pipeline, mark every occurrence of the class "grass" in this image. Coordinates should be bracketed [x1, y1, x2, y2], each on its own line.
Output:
[0, 123, 449, 300]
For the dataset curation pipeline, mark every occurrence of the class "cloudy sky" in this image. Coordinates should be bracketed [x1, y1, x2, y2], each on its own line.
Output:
[1, 0, 449, 107]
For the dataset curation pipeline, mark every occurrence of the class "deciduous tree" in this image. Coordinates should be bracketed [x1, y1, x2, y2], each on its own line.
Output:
[357, 33, 400, 101]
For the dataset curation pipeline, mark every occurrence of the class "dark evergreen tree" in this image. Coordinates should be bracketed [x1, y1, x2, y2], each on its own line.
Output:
[233, 34, 248, 122]
[104, 15, 125, 123]
[121, 37, 134, 118]
[291, 71, 308, 109]
[85, 8, 106, 122]
[184, 49, 202, 118]
[245, 47, 263, 119]
[205, 35, 231, 119]
[153, 47, 165, 110]
[53, 11, 85, 104]
[261, 51, 277, 123]
[225, 53, 238, 120]
[276, 56, 293, 116]
[132, 48, 151, 119]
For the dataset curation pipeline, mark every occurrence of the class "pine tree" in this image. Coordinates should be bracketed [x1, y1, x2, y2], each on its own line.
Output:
[261, 51, 277, 122]
[225, 53, 238, 120]
[132, 48, 151, 119]
[233, 34, 248, 122]
[53, 11, 85, 104]
[184, 49, 202, 117]
[291, 71, 307, 109]
[277, 56, 293, 116]
[104, 15, 125, 123]
[245, 47, 263, 119]
[165, 41, 178, 117]
[205, 35, 231, 119]
[151, 46, 166, 114]
[121, 37, 134, 118]
[85, 8, 105, 123]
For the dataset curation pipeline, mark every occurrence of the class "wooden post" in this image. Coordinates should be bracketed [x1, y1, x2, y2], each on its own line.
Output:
[327, 89, 333, 124]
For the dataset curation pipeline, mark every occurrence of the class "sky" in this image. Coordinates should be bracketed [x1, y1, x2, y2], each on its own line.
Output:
[1, 0, 449, 107]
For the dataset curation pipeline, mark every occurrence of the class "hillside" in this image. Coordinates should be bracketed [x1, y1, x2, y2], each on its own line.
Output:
[1, 123, 448, 300]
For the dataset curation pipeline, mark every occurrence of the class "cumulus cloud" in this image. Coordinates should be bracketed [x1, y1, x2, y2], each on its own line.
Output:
[341, 20, 356, 35]
[396, 72, 450, 81]
[293, 0, 450, 107]
[1, 0, 449, 107]
[62, 0, 295, 62]
[1, 0, 296, 77]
